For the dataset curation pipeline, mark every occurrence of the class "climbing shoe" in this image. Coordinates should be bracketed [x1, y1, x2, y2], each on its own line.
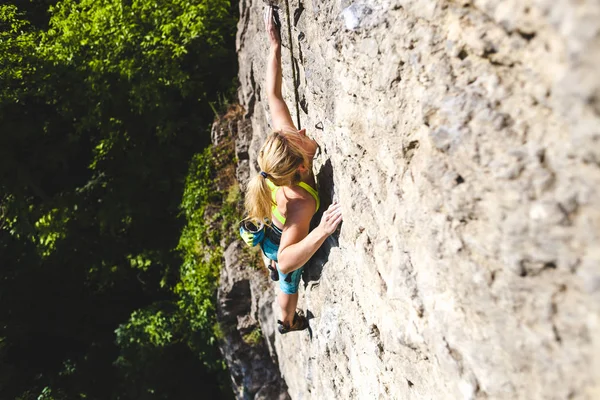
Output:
[268, 262, 279, 281]
[277, 311, 309, 334]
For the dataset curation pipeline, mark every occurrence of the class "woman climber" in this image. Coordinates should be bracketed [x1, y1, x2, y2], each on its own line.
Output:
[240, 5, 343, 334]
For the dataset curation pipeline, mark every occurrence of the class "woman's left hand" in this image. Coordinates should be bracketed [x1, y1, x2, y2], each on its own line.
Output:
[264, 6, 281, 47]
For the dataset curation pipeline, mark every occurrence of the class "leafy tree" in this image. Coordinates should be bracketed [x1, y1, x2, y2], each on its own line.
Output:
[0, 0, 239, 398]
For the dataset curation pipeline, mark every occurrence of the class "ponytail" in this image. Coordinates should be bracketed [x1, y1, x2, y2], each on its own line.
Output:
[244, 173, 274, 224]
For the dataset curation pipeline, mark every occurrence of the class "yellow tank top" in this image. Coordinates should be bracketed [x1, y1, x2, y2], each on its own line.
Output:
[266, 179, 320, 225]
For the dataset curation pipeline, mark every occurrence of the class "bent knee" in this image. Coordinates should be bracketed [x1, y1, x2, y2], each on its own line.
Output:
[277, 262, 293, 275]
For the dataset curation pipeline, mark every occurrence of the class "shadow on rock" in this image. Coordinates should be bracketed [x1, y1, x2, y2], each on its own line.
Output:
[303, 159, 341, 285]
[305, 309, 315, 341]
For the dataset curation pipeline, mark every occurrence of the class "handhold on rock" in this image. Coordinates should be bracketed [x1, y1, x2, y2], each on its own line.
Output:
[264, 3, 281, 30]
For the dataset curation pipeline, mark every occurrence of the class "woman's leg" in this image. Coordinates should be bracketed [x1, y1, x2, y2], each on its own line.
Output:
[278, 291, 298, 326]
[276, 265, 305, 329]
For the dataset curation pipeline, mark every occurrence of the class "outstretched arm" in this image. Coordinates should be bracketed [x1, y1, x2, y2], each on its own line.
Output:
[264, 6, 296, 131]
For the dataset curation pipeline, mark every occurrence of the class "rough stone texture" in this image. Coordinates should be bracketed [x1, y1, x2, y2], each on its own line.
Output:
[233, 0, 600, 399]
[218, 240, 290, 400]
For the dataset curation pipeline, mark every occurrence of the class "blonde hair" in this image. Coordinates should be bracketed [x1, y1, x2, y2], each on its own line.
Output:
[244, 129, 309, 224]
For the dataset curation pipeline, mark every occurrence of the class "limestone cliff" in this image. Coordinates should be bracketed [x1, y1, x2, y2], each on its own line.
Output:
[222, 0, 600, 398]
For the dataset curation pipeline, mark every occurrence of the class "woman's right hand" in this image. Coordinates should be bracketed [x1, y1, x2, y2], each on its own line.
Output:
[264, 6, 281, 47]
[318, 202, 343, 236]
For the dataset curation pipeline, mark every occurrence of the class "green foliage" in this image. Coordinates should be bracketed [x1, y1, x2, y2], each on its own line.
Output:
[175, 139, 243, 362]
[0, 0, 239, 398]
[113, 305, 229, 400]
[34, 207, 70, 257]
[0, 5, 36, 85]
[213, 321, 226, 340]
[176, 149, 221, 342]
[116, 308, 175, 348]
[242, 327, 263, 347]
[42, 0, 234, 119]
[109, 137, 242, 397]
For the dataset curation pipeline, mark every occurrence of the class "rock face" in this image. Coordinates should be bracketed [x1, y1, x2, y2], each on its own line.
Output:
[231, 0, 600, 399]
[218, 241, 289, 400]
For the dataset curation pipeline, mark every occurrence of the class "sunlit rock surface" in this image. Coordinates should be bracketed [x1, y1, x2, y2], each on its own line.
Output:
[225, 0, 600, 398]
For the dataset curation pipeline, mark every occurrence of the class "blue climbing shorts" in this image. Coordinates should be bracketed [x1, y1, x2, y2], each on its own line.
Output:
[260, 224, 303, 295]
[260, 224, 281, 261]
[276, 264, 304, 295]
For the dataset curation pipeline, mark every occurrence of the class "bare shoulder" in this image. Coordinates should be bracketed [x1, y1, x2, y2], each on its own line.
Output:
[281, 185, 314, 204]
[277, 185, 316, 216]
